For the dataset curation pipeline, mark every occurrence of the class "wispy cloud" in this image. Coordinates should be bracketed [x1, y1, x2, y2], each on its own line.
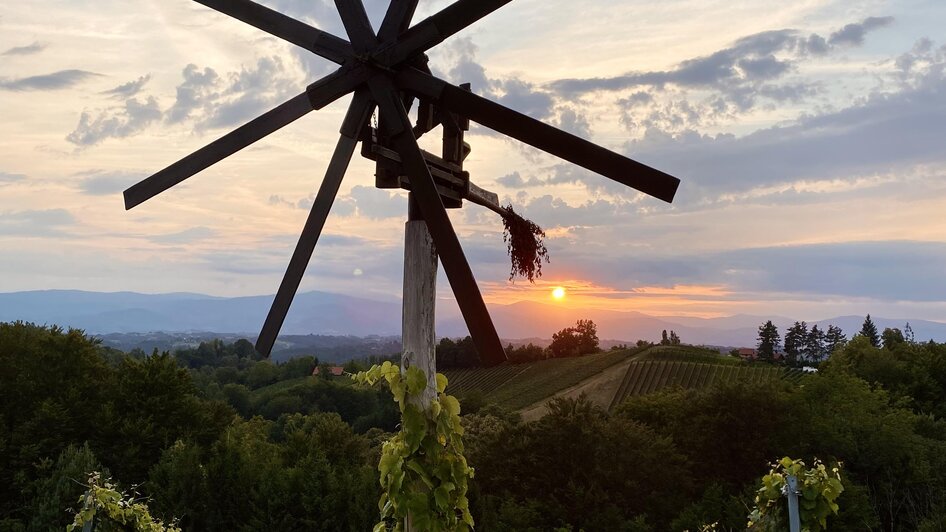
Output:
[829, 16, 895, 47]
[66, 96, 162, 146]
[2, 41, 47, 56]
[0, 69, 99, 91]
[0, 171, 27, 183]
[149, 226, 217, 245]
[75, 171, 146, 195]
[102, 75, 151, 99]
[0, 209, 75, 237]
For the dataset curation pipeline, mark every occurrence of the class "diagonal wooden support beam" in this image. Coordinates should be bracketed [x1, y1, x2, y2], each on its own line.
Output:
[369, 77, 507, 367]
[256, 91, 375, 356]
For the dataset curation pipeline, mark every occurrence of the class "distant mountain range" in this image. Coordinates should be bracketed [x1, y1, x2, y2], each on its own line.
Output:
[3, 289, 945, 348]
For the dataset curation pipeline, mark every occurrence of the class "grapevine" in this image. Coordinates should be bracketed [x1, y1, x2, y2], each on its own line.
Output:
[748, 457, 843, 531]
[68, 472, 180, 532]
[353, 361, 474, 531]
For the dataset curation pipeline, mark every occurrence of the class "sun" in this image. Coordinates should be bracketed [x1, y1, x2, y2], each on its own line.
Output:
[552, 287, 566, 300]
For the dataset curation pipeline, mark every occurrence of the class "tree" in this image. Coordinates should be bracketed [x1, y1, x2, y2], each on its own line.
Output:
[881, 327, 905, 350]
[575, 319, 600, 354]
[903, 322, 915, 344]
[805, 325, 826, 363]
[661, 330, 670, 345]
[859, 314, 880, 348]
[436, 336, 480, 368]
[549, 320, 599, 358]
[757, 321, 781, 361]
[783, 321, 808, 364]
[824, 325, 847, 356]
[669, 330, 681, 345]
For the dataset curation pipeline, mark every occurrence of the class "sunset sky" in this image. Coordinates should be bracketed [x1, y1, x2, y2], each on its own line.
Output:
[2, 0, 946, 323]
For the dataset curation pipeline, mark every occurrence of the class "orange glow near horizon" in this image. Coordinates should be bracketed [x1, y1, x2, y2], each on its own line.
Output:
[480, 279, 740, 318]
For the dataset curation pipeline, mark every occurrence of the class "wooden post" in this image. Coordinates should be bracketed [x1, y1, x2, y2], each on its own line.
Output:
[401, 193, 439, 407]
[786, 475, 801, 532]
[402, 194, 438, 532]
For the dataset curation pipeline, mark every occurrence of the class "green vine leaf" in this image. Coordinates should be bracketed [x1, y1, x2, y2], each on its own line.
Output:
[748, 457, 844, 531]
[354, 364, 475, 531]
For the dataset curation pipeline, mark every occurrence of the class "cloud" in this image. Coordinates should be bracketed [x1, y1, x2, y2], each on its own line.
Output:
[545, 17, 892, 120]
[349, 185, 406, 219]
[2, 41, 47, 56]
[496, 171, 544, 188]
[619, 63, 946, 200]
[165, 64, 219, 124]
[829, 16, 894, 47]
[438, 37, 555, 121]
[66, 96, 162, 146]
[102, 75, 151, 99]
[0, 69, 99, 91]
[296, 193, 357, 216]
[76, 171, 145, 195]
[548, 29, 805, 96]
[268, 194, 296, 208]
[0, 172, 27, 183]
[555, 107, 591, 138]
[0, 209, 75, 236]
[166, 57, 301, 131]
[149, 227, 217, 244]
[526, 238, 946, 305]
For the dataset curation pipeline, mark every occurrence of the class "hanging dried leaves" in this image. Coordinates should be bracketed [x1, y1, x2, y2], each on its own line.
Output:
[501, 204, 549, 283]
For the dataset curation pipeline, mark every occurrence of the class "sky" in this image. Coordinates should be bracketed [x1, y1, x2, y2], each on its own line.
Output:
[2, 0, 946, 323]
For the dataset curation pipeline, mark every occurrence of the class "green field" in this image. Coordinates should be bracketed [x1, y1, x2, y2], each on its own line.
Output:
[639, 345, 744, 364]
[608, 359, 804, 409]
[443, 346, 647, 410]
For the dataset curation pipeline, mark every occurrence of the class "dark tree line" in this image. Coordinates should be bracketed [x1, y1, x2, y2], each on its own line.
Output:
[8, 319, 946, 530]
[757, 315, 923, 366]
[437, 319, 601, 368]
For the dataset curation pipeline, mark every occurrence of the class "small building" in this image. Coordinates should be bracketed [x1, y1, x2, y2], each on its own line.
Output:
[312, 365, 345, 377]
[736, 348, 757, 359]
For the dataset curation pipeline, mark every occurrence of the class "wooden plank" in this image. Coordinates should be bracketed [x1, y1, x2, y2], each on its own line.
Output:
[377, 0, 513, 67]
[125, 92, 312, 209]
[255, 92, 373, 355]
[334, 0, 377, 53]
[396, 68, 680, 203]
[378, 0, 418, 42]
[194, 0, 352, 64]
[466, 181, 502, 214]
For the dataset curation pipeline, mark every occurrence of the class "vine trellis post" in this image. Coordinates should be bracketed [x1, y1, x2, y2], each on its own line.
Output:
[401, 195, 438, 408]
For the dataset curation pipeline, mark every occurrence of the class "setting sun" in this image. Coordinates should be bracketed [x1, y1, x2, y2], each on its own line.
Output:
[552, 287, 566, 300]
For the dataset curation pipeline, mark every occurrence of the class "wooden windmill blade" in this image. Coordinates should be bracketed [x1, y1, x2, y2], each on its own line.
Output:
[123, 92, 312, 210]
[193, 0, 352, 64]
[376, 0, 512, 67]
[256, 91, 375, 356]
[397, 68, 681, 203]
[335, 0, 378, 53]
[377, 0, 418, 42]
[369, 78, 506, 367]
[123, 66, 367, 210]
